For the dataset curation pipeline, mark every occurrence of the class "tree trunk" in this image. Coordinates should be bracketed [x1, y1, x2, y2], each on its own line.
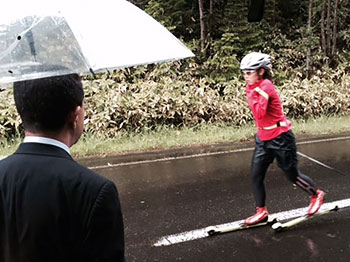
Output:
[208, 0, 214, 38]
[326, 0, 332, 56]
[306, 0, 314, 79]
[321, 0, 327, 56]
[331, 0, 339, 56]
[198, 0, 206, 53]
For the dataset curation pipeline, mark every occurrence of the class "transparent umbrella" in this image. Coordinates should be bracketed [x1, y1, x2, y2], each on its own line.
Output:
[0, 0, 194, 85]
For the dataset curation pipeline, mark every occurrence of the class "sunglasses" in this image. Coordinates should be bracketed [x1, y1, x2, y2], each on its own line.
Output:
[242, 69, 256, 76]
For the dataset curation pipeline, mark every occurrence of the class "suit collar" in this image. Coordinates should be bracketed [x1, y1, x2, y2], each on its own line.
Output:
[15, 143, 73, 160]
[23, 136, 70, 155]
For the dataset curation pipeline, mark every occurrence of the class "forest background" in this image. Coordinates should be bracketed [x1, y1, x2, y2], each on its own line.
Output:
[1, 0, 350, 155]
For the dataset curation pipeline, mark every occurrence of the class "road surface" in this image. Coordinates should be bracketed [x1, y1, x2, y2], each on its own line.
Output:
[79, 135, 350, 261]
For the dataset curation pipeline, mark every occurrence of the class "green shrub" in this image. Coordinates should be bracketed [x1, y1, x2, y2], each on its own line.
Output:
[1, 68, 349, 139]
[0, 89, 22, 138]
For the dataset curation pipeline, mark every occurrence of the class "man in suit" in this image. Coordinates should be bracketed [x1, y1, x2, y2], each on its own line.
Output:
[0, 73, 125, 261]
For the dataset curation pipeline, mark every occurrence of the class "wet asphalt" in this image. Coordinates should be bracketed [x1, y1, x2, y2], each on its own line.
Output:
[78, 134, 350, 262]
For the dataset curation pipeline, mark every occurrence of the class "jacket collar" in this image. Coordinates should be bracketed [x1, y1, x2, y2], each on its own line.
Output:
[15, 143, 73, 160]
[23, 136, 70, 155]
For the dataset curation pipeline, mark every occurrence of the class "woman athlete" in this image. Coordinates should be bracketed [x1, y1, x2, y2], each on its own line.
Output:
[240, 52, 325, 225]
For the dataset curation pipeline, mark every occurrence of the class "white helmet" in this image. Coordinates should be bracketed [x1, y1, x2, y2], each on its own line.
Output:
[240, 52, 271, 70]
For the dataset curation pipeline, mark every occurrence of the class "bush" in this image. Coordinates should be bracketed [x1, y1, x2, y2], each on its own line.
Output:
[82, 76, 252, 136]
[0, 89, 22, 138]
[280, 74, 350, 118]
[1, 66, 349, 139]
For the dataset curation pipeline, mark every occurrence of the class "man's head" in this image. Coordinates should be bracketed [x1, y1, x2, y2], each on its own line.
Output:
[240, 52, 271, 84]
[13, 73, 84, 144]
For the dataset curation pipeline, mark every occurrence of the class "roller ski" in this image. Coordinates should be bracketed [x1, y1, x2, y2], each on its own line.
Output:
[272, 204, 338, 232]
[207, 217, 277, 236]
[208, 207, 277, 236]
[273, 189, 328, 232]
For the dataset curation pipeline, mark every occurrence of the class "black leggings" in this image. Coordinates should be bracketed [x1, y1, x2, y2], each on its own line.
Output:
[251, 130, 317, 207]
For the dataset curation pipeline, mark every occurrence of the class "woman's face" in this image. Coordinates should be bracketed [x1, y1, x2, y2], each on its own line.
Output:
[243, 68, 264, 85]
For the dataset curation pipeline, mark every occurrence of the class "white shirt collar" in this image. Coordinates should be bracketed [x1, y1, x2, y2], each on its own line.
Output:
[23, 136, 71, 155]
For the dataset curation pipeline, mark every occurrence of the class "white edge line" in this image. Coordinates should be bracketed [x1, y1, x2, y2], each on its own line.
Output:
[88, 148, 253, 169]
[88, 136, 350, 170]
[153, 198, 350, 247]
[297, 152, 336, 170]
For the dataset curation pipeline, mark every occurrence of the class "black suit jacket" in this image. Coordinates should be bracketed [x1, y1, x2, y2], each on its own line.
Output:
[0, 143, 125, 262]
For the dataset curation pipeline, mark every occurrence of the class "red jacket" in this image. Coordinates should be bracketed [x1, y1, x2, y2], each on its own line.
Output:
[246, 79, 291, 141]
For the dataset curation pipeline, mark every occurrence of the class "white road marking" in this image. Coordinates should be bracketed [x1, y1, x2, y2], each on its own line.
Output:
[0, 136, 348, 167]
[88, 136, 350, 170]
[297, 152, 347, 175]
[153, 198, 350, 247]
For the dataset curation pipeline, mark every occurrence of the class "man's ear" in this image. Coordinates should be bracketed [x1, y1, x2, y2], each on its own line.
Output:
[69, 106, 81, 129]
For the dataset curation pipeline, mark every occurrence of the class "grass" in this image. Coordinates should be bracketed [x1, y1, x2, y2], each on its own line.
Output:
[1, 114, 349, 159]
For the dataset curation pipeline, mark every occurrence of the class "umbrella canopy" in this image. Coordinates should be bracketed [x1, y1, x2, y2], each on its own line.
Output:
[0, 0, 194, 84]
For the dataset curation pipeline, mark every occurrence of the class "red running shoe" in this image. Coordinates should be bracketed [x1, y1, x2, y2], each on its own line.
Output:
[245, 207, 268, 226]
[307, 189, 325, 215]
